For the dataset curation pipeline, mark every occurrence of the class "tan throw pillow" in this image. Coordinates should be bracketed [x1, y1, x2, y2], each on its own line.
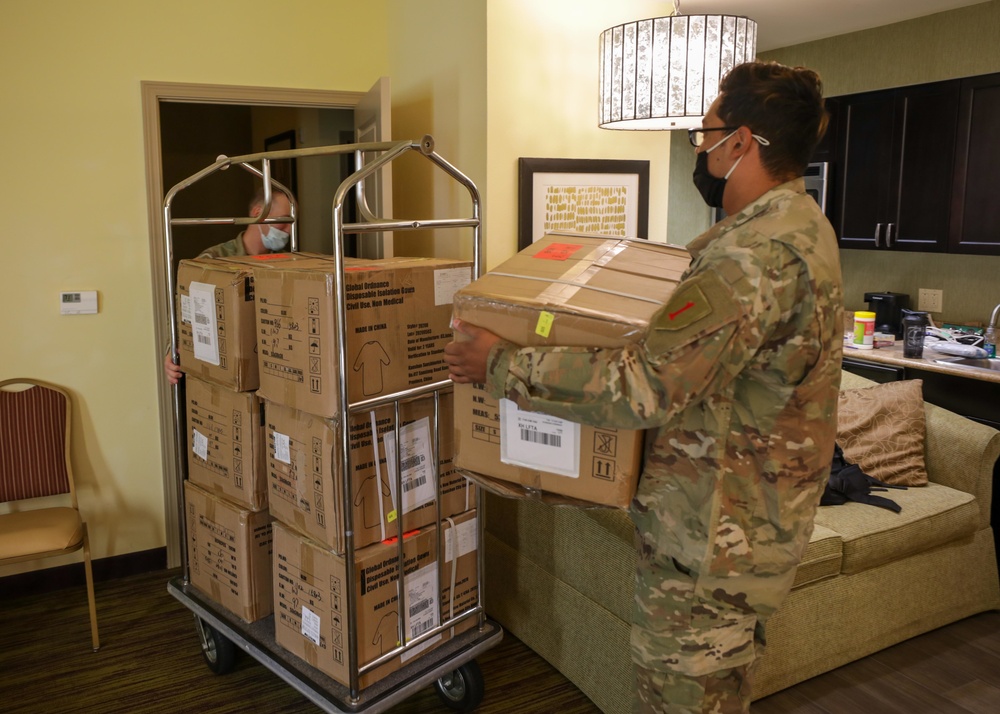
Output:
[836, 379, 929, 487]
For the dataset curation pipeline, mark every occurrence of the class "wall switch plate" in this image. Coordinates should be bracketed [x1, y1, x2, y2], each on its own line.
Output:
[918, 288, 943, 313]
[60, 291, 98, 315]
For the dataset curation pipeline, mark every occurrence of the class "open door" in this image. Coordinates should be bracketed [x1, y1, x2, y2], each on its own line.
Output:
[353, 76, 393, 258]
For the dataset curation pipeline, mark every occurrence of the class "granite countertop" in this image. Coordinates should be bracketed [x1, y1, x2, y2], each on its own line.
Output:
[842, 341, 1000, 384]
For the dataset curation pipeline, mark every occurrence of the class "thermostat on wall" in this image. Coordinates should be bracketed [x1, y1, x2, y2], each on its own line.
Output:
[60, 291, 99, 315]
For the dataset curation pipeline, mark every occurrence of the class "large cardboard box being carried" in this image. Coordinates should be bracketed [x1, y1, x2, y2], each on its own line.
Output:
[251, 255, 473, 418]
[452, 232, 691, 508]
[185, 375, 267, 511]
[272, 510, 479, 689]
[184, 480, 273, 623]
[265, 391, 475, 552]
[176, 257, 260, 391]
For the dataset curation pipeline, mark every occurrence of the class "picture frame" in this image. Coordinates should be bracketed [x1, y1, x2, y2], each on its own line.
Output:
[517, 157, 650, 250]
[263, 130, 298, 197]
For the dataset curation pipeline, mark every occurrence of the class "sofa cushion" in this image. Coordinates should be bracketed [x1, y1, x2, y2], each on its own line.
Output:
[812, 482, 978, 574]
[837, 379, 929, 487]
[485, 494, 636, 621]
[792, 523, 842, 588]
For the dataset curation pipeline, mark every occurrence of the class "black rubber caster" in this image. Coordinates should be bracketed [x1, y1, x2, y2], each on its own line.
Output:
[434, 660, 485, 712]
[194, 615, 238, 675]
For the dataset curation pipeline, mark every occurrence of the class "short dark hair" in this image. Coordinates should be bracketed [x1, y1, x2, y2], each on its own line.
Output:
[249, 186, 293, 215]
[717, 61, 828, 180]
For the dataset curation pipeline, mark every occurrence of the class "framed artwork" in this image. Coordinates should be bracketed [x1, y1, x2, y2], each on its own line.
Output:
[517, 157, 650, 250]
[263, 130, 298, 197]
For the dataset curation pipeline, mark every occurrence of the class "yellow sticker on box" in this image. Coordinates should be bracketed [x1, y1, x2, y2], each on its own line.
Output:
[535, 311, 554, 338]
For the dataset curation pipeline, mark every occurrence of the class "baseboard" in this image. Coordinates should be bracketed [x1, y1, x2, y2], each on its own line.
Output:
[0, 547, 168, 597]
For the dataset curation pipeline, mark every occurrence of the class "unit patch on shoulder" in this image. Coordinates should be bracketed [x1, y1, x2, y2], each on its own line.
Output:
[659, 282, 713, 331]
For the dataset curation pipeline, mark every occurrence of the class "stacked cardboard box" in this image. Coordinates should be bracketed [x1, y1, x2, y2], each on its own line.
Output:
[451, 232, 691, 508]
[184, 480, 273, 622]
[242, 253, 481, 688]
[176, 257, 261, 392]
[249, 255, 473, 418]
[177, 256, 282, 622]
[264, 391, 474, 552]
[272, 509, 479, 688]
[185, 375, 267, 511]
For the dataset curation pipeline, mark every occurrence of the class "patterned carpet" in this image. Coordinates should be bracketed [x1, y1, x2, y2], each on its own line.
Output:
[0, 568, 600, 713]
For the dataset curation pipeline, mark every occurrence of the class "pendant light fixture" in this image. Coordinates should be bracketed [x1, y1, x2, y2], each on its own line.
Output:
[599, 2, 757, 130]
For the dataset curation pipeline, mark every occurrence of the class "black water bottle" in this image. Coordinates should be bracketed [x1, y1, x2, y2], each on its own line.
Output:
[902, 310, 928, 358]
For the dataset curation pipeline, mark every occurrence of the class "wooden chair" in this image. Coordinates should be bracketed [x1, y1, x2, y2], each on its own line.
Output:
[0, 378, 99, 651]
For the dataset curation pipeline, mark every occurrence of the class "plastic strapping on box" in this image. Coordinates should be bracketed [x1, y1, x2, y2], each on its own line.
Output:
[370, 410, 387, 542]
[486, 272, 663, 306]
[443, 516, 458, 636]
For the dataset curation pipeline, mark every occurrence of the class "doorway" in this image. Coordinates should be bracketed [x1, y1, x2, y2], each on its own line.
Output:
[142, 80, 388, 567]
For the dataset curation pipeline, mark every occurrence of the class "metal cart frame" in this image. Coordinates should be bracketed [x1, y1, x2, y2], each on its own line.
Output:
[162, 136, 501, 713]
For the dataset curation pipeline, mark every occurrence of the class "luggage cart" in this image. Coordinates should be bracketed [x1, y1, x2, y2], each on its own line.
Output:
[162, 136, 502, 713]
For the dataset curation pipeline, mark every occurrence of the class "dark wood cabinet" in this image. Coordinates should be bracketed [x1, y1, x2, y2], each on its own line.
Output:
[835, 81, 960, 252]
[950, 72, 1000, 255]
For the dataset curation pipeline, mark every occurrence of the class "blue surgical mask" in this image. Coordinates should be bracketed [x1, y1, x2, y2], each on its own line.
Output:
[260, 225, 290, 251]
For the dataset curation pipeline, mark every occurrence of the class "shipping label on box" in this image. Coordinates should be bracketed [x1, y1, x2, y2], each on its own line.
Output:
[272, 513, 478, 689]
[176, 257, 261, 391]
[251, 255, 472, 418]
[184, 481, 273, 623]
[455, 382, 642, 507]
[452, 232, 690, 508]
[185, 375, 267, 511]
[265, 391, 474, 552]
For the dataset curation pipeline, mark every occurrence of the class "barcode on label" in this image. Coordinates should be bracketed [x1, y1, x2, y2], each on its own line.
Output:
[401, 454, 425, 471]
[403, 474, 427, 493]
[196, 334, 212, 345]
[519, 429, 561, 447]
[409, 598, 432, 618]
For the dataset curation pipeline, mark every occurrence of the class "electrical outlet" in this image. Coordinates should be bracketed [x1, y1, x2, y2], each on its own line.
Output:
[918, 288, 943, 313]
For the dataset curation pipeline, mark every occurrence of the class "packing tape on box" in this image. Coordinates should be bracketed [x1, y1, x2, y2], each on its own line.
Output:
[486, 272, 664, 307]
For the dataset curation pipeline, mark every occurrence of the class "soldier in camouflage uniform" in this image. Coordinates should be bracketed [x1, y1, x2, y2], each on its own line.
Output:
[195, 189, 294, 259]
[163, 189, 294, 385]
[445, 61, 842, 713]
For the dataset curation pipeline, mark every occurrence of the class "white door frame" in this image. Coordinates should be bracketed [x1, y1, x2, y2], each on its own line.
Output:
[141, 81, 365, 568]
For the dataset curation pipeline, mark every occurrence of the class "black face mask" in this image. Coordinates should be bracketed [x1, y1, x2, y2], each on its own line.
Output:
[692, 151, 727, 208]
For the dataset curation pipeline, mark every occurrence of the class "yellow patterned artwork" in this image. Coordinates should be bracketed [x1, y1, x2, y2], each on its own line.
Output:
[519, 158, 649, 250]
[543, 185, 628, 236]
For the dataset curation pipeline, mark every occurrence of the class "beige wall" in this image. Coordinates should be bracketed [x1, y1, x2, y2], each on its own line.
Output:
[762, 1, 1000, 324]
[0, 0, 390, 576]
[484, 0, 674, 269]
[386, 0, 488, 262]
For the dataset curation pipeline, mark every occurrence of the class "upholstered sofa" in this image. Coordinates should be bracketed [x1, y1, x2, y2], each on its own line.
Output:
[483, 371, 1000, 712]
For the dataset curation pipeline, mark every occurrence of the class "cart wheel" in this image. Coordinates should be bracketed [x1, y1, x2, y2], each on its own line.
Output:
[194, 616, 238, 675]
[434, 660, 484, 712]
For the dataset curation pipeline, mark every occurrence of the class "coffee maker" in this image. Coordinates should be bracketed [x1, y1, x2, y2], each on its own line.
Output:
[864, 291, 910, 338]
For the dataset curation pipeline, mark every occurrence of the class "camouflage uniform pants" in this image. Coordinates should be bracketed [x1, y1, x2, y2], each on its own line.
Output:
[634, 662, 752, 714]
[631, 534, 792, 714]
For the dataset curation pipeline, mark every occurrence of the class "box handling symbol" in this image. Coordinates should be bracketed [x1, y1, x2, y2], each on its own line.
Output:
[594, 432, 617, 456]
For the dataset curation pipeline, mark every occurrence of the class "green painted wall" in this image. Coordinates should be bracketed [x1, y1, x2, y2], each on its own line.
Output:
[760, 1, 1000, 326]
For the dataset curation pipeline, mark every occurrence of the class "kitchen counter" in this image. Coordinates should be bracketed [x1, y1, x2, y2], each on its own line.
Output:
[842, 341, 1000, 384]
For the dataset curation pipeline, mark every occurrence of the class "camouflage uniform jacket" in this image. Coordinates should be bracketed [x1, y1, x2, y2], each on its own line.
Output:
[484, 178, 843, 675]
[197, 232, 249, 259]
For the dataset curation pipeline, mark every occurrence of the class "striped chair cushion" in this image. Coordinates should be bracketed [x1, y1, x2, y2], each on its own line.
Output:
[0, 384, 71, 502]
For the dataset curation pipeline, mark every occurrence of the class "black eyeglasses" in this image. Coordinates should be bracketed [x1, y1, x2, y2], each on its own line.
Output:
[688, 126, 741, 148]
